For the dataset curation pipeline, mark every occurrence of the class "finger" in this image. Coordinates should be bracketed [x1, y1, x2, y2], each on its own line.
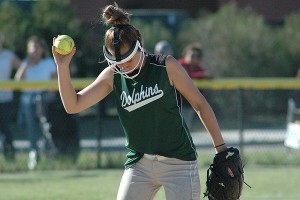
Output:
[52, 37, 59, 56]
[63, 47, 76, 63]
[53, 37, 56, 45]
[52, 45, 58, 57]
[70, 47, 76, 57]
[52, 47, 58, 64]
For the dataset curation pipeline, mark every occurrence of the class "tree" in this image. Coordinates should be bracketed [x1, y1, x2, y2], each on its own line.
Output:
[276, 12, 300, 76]
[30, 0, 82, 48]
[177, 3, 290, 77]
[0, 1, 26, 56]
[131, 19, 173, 54]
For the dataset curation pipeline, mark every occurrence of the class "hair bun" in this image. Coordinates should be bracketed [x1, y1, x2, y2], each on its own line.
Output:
[102, 4, 130, 26]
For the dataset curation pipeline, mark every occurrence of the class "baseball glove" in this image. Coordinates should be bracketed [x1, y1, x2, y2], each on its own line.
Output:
[203, 147, 249, 200]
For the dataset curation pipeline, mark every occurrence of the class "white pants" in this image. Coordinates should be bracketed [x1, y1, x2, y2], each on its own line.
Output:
[117, 155, 200, 200]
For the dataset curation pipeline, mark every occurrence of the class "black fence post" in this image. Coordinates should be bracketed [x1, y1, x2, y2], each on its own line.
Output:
[237, 88, 245, 158]
[96, 102, 105, 168]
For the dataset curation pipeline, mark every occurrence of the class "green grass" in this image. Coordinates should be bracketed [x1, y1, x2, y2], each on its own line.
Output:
[0, 151, 128, 172]
[2, 149, 300, 172]
[0, 166, 299, 200]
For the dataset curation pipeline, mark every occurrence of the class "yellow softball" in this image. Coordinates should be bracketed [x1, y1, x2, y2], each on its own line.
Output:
[54, 35, 74, 55]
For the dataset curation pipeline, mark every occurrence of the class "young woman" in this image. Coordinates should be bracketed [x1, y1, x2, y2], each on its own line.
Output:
[52, 4, 227, 200]
[16, 35, 57, 169]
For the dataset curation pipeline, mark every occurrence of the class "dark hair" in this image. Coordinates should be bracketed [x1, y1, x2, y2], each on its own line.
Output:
[102, 4, 142, 53]
[182, 43, 203, 59]
[27, 35, 49, 58]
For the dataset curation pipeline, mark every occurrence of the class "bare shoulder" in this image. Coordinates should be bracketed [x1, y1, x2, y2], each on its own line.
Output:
[165, 55, 187, 73]
[165, 55, 179, 66]
[94, 66, 114, 90]
[165, 55, 189, 85]
[101, 66, 114, 77]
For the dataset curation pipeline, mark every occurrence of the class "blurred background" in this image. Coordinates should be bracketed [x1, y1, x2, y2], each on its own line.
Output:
[1, 0, 300, 172]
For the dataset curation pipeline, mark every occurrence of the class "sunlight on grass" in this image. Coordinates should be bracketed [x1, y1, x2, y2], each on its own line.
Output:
[0, 166, 300, 200]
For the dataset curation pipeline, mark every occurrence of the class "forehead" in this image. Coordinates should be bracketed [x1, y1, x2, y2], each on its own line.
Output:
[27, 40, 43, 52]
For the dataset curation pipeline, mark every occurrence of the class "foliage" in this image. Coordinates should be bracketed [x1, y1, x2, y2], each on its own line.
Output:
[177, 3, 292, 77]
[276, 12, 300, 76]
[0, 1, 25, 55]
[0, 0, 92, 74]
[30, 0, 96, 77]
[131, 19, 173, 54]
[177, 3, 300, 116]
[1, 1, 300, 78]
[30, 0, 82, 47]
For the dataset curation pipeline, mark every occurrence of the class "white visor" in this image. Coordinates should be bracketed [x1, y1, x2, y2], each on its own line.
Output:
[103, 40, 141, 65]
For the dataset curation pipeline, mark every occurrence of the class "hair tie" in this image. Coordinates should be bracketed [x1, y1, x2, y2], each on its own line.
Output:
[114, 24, 129, 28]
[214, 143, 225, 148]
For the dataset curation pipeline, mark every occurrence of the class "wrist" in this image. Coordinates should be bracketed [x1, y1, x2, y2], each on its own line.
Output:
[214, 143, 227, 153]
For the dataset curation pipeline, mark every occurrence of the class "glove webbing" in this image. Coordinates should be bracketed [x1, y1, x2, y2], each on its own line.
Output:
[203, 164, 226, 199]
[203, 164, 251, 199]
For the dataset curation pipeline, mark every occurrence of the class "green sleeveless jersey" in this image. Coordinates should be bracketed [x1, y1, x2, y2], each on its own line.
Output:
[113, 54, 197, 168]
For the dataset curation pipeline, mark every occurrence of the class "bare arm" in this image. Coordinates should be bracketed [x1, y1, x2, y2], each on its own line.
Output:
[165, 56, 226, 153]
[14, 62, 29, 81]
[52, 38, 113, 114]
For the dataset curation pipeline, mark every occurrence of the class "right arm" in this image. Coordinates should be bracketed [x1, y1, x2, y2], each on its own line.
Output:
[52, 38, 113, 114]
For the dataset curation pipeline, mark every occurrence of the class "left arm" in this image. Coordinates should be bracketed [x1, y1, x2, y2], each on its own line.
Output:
[165, 56, 226, 153]
[14, 61, 29, 81]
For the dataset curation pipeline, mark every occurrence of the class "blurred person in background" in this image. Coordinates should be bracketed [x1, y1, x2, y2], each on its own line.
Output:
[15, 35, 57, 169]
[178, 42, 214, 128]
[154, 40, 173, 55]
[46, 92, 80, 162]
[0, 32, 21, 161]
[290, 68, 300, 105]
[178, 42, 213, 79]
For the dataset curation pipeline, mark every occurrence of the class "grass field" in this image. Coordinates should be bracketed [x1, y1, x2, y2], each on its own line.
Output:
[0, 166, 299, 200]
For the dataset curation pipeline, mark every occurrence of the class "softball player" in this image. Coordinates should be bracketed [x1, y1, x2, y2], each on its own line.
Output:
[52, 4, 227, 200]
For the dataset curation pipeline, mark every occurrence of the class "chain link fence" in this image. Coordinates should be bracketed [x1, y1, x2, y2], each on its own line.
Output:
[1, 79, 300, 171]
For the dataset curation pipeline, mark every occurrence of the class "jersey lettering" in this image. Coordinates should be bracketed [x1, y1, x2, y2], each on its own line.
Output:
[120, 84, 164, 112]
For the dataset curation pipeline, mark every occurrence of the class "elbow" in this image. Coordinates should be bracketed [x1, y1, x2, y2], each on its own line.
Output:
[192, 98, 208, 113]
[65, 109, 77, 114]
[191, 101, 203, 113]
[63, 104, 79, 114]
[60, 97, 80, 114]
[65, 107, 78, 114]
